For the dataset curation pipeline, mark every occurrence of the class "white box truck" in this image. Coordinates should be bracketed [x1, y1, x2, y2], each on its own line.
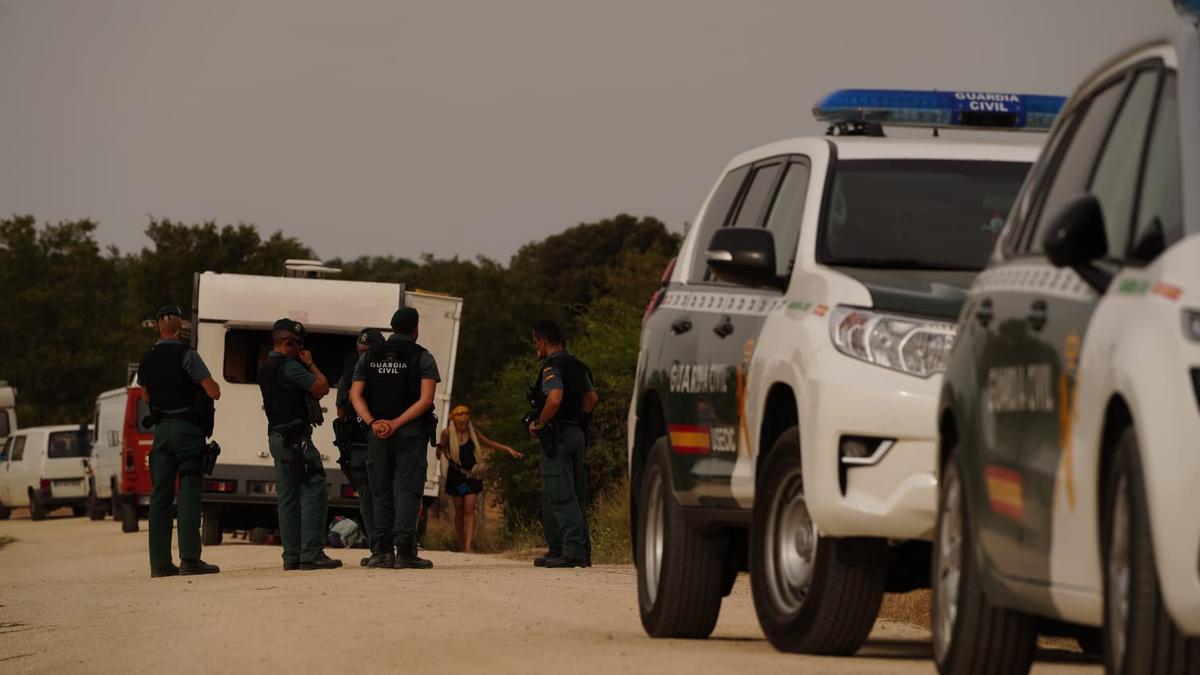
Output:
[190, 263, 462, 545]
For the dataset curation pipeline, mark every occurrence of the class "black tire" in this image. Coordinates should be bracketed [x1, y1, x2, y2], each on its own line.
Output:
[120, 498, 139, 533]
[931, 447, 1036, 675]
[201, 506, 222, 546]
[750, 427, 887, 655]
[1102, 427, 1200, 675]
[636, 436, 726, 639]
[0, 503, 10, 520]
[1076, 628, 1103, 656]
[110, 480, 121, 522]
[29, 490, 47, 521]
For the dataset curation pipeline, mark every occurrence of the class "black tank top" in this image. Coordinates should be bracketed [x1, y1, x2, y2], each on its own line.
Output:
[457, 438, 477, 472]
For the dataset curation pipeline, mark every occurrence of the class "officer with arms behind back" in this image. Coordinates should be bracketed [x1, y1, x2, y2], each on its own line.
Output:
[528, 319, 598, 569]
[334, 328, 384, 566]
[350, 306, 439, 570]
[258, 318, 343, 571]
[138, 305, 221, 578]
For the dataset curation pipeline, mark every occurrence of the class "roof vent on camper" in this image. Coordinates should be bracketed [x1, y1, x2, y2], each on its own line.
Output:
[283, 259, 342, 279]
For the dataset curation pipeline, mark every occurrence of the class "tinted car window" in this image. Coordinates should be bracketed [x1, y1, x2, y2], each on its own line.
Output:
[1131, 72, 1181, 260]
[0, 436, 9, 461]
[763, 161, 811, 276]
[1027, 80, 1125, 253]
[1089, 69, 1159, 258]
[11, 436, 25, 461]
[0, 411, 9, 438]
[687, 166, 750, 282]
[818, 160, 1030, 270]
[48, 431, 87, 459]
[730, 163, 783, 229]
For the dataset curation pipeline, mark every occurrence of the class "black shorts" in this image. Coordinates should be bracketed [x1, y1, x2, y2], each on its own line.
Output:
[444, 466, 483, 497]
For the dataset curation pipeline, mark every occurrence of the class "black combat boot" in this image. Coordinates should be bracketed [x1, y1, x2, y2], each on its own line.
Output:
[366, 552, 395, 568]
[300, 553, 344, 570]
[179, 559, 220, 575]
[150, 564, 180, 578]
[533, 549, 561, 567]
[544, 555, 588, 569]
[394, 552, 433, 569]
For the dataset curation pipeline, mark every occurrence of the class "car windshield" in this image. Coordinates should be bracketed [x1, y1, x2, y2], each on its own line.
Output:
[48, 431, 88, 458]
[818, 159, 1031, 271]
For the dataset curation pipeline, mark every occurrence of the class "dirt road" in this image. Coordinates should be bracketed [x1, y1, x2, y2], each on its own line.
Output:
[0, 513, 1099, 674]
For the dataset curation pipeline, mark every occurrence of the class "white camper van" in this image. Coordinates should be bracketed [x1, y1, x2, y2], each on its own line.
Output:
[0, 424, 93, 520]
[192, 263, 462, 544]
[0, 383, 17, 443]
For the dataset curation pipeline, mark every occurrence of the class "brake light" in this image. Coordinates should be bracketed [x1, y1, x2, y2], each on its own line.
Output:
[39, 479, 51, 495]
[643, 257, 677, 325]
[202, 479, 237, 494]
[340, 484, 358, 499]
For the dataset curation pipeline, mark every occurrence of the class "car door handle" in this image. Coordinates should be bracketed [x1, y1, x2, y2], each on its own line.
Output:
[975, 299, 994, 328]
[1026, 300, 1048, 332]
[670, 318, 692, 335]
[713, 316, 735, 339]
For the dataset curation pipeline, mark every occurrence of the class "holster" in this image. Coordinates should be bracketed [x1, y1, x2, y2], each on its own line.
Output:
[202, 441, 221, 476]
[271, 420, 324, 479]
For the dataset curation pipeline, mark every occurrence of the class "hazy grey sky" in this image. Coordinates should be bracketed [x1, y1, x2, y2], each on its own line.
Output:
[0, 1, 1183, 263]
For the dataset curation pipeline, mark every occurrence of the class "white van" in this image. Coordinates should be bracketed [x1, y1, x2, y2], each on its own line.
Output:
[0, 383, 17, 443]
[192, 264, 462, 545]
[89, 387, 130, 520]
[0, 424, 93, 520]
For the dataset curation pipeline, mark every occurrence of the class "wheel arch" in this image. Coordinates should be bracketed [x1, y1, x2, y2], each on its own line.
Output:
[631, 389, 668, 556]
[756, 382, 799, 486]
[1096, 394, 1134, 548]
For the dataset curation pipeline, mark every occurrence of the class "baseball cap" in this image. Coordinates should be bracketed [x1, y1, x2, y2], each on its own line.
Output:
[273, 318, 307, 340]
[358, 328, 385, 346]
[155, 305, 182, 321]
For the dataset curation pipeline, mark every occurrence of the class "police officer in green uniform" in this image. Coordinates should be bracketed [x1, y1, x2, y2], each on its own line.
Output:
[528, 319, 598, 569]
[138, 305, 221, 578]
[335, 328, 384, 566]
[258, 318, 343, 571]
[350, 307, 439, 570]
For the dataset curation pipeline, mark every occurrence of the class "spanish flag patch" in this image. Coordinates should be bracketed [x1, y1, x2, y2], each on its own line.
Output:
[668, 424, 711, 455]
[985, 465, 1024, 521]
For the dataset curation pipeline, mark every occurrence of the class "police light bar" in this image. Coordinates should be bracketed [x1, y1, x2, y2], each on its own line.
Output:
[813, 89, 1066, 132]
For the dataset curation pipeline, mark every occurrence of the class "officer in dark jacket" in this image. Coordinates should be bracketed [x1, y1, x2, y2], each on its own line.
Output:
[258, 318, 342, 571]
[335, 327, 384, 565]
[528, 319, 598, 569]
[349, 307, 439, 570]
[137, 305, 221, 578]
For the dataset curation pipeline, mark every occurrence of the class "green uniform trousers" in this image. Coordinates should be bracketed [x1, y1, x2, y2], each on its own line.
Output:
[148, 418, 205, 569]
[347, 444, 374, 542]
[367, 433, 427, 555]
[540, 425, 590, 560]
[269, 431, 329, 564]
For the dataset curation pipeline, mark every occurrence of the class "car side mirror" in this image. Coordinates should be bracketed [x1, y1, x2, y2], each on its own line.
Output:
[1041, 193, 1112, 293]
[706, 228, 783, 289]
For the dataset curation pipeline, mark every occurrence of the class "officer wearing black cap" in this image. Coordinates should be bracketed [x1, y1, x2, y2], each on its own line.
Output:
[258, 318, 342, 571]
[528, 319, 598, 569]
[350, 306, 440, 569]
[335, 327, 385, 565]
[137, 305, 221, 578]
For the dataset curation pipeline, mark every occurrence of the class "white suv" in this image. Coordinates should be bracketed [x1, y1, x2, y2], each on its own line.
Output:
[628, 89, 1053, 653]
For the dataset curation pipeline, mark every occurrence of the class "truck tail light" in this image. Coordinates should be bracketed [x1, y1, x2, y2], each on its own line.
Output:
[39, 479, 52, 495]
[202, 479, 237, 494]
[340, 484, 358, 499]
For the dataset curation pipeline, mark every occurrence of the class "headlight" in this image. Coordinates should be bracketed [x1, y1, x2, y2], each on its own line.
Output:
[1183, 309, 1200, 343]
[828, 306, 957, 377]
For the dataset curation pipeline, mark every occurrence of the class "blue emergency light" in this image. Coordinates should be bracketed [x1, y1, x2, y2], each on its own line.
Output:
[813, 88, 1066, 133]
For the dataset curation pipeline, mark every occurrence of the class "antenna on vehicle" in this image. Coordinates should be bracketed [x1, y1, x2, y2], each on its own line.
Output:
[283, 259, 342, 279]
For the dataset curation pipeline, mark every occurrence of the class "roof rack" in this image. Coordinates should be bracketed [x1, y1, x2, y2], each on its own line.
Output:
[284, 259, 342, 279]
